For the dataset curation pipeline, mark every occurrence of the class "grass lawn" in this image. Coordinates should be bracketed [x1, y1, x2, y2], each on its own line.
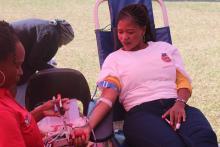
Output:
[1, 0, 219, 142]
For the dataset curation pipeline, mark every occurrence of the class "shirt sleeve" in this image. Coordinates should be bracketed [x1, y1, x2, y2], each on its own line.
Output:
[176, 69, 192, 93]
[97, 53, 120, 84]
[170, 44, 192, 83]
[0, 110, 26, 147]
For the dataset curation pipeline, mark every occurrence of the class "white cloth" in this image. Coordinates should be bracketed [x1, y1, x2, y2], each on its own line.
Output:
[98, 41, 191, 111]
[38, 99, 83, 133]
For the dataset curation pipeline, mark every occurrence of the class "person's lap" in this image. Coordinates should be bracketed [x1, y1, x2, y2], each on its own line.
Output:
[124, 111, 186, 147]
[123, 100, 218, 147]
[178, 106, 218, 147]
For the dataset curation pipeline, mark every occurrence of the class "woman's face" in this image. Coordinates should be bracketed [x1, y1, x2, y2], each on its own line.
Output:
[117, 18, 146, 51]
[0, 41, 25, 89]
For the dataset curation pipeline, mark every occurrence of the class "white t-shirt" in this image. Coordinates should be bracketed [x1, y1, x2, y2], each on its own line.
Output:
[98, 41, 191, 111]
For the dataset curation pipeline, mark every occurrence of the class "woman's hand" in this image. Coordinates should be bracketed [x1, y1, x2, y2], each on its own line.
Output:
[31, 93, 70, 122]
[162, 101, 186, 131]
[71, 123, 91, 147]
[41, 94, 70, 117]
[162, 88, 190, 130]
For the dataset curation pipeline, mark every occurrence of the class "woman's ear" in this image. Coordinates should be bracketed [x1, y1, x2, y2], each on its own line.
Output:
[141, 26, 146, 36]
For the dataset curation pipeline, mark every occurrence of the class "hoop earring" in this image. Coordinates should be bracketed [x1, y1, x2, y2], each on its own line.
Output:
[0, 70, 6, 87]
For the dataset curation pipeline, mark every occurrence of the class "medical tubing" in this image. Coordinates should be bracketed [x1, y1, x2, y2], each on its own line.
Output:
[91, 85, 98, 100]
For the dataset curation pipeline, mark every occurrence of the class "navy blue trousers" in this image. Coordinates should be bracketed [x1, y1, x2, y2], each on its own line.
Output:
[123, 99, 218, 147]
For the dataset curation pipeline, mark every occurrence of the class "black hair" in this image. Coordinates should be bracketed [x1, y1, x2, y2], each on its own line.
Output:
[116, 4, 155, 42]
[0, 20, 19, 62]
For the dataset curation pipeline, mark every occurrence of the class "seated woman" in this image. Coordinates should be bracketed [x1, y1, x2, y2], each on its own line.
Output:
[72, 4, 218, 147]
[0, 20, 69, 147]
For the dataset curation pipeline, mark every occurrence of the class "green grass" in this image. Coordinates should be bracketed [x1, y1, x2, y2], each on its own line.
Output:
[1, 0, 219, 142]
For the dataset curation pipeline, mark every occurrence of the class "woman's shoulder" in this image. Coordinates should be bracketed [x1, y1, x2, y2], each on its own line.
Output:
[0, 99, 17, 114]
[149, 41, 177, 52]
[149, 41, 172, 47]
[102, 49, 124, 67]
[106, 48, 124, 59]
[0, 102, 17, 119]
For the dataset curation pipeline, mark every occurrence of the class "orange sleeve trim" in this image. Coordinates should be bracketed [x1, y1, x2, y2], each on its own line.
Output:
[176, 69, 192, 94]
[104, 76, 121, 90]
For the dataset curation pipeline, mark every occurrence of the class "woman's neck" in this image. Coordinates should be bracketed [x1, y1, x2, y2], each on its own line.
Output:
[9, 86, 17, 98]
[125, 42, 148, 51]
[0, 87, 15, 99]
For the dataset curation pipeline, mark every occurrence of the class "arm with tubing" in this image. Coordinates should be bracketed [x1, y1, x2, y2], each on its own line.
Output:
[73, 88, 118, 145]
[89, 88, 118, 129]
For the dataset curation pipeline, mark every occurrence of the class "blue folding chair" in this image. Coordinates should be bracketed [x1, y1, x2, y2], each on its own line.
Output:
[93, 0, 173, 146]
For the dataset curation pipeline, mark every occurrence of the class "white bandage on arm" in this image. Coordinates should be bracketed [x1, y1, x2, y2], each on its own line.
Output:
[97, 97, 113, 108]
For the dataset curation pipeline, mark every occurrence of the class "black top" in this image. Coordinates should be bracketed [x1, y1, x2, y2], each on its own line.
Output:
[11, 19, 60, 85]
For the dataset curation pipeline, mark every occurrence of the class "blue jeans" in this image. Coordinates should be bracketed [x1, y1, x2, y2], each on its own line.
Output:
[123, 99, 218, 147]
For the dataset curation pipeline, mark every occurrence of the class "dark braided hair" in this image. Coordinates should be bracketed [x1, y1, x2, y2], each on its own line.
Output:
[117, 4, 155, 42]
[0, 20, 19, 62]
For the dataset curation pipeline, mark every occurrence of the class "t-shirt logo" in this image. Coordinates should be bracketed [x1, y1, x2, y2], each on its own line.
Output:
[161, 53, 171, 62]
